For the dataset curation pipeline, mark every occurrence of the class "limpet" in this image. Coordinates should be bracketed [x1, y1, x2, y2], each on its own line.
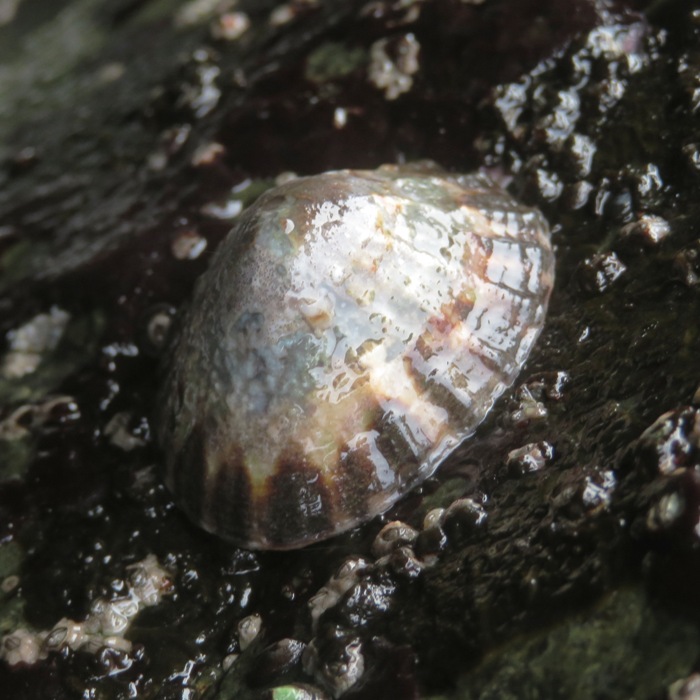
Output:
[158, 163, 554, 549]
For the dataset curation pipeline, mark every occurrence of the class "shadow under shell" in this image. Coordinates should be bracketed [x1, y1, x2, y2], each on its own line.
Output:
[158, 163, 555, 549]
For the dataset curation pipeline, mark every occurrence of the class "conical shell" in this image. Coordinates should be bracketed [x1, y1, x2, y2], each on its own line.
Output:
[158, 164, 554, 549]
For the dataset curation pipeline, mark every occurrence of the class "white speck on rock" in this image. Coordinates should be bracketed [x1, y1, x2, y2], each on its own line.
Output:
[238, 613, 262, 650]
[222, 653, 239, 670]
[308, 558, 369, 633]
[171, 229, 208, 260]
[620, 215, 671, 246]
[211, 11, 250, 40]
[1, 628, 43, 666]
[0, 554, 172, 666]
[269, 4, 294, 25]
[275, 171, 299, 186]
[104, 411, 147, 451]
[1, 575, 19, 593]
[422, 507, 445, 529]
[175, 0, 237, 27]
[2, 307, 70, 379]
[0, 0, 21, 27]
[201, 198, 243, 220]
[0, 395, 79, 441]
[368, 33, 420, 100]
[191, 141, 225, 166]
[333, 107, 348, 129]
[269, 0, 319, 27]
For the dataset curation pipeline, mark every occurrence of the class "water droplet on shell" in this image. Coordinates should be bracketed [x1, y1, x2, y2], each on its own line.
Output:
[158, 163, 554, 549]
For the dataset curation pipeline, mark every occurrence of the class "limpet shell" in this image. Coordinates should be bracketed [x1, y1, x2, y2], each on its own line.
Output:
[158, 163, 554, 549]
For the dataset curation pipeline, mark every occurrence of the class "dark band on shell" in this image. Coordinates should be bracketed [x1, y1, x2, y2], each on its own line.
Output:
[158, 163, 555, 549]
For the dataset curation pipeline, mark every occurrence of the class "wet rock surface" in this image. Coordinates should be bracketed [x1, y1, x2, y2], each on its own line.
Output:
[0, 0, 699, 698]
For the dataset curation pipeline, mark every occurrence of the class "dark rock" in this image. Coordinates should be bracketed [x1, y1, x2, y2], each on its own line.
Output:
[1, 1, 700, 699]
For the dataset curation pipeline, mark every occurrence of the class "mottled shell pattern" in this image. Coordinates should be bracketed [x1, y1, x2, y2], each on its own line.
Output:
[158, 163, 554, 549]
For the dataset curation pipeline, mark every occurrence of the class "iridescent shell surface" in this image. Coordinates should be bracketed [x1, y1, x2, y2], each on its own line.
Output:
[158, 164, 554, 549]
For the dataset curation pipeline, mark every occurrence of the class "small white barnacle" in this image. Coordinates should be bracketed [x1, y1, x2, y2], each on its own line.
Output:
[158, 162, 555, 549]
